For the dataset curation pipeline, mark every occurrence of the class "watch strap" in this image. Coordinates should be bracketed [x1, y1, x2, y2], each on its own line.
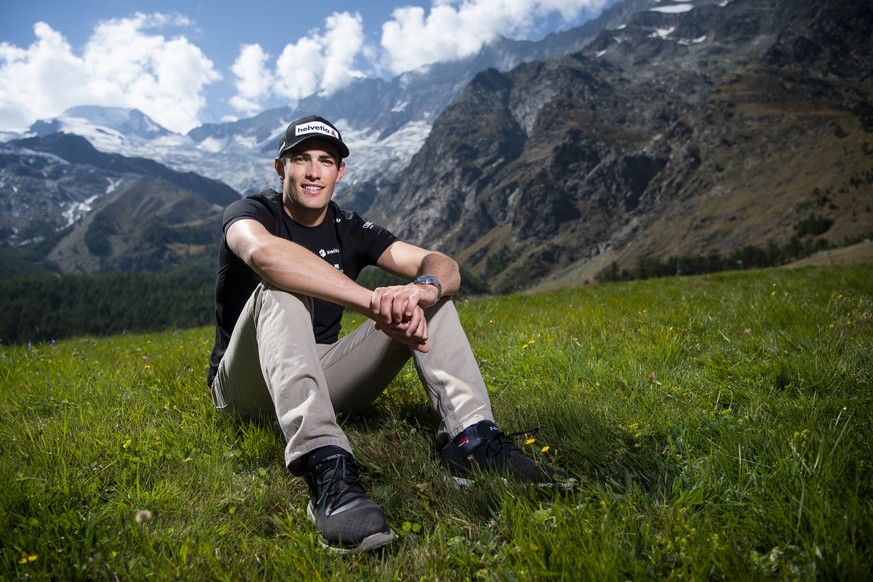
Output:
[413, 275, 442, 300]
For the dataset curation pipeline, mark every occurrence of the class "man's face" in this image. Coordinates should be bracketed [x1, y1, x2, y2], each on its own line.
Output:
[277, 139, 345, 223]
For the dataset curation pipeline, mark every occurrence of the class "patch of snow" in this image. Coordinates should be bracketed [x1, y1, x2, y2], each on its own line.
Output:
[62, 193, 101, 227]
[338, 120, 432, 188]
[651, 27, 676, 39]
[106, 178, 124, 194]
[678, 35, 708, 45]
[61, 116, 126, 151]
[197, 136, 229, 154]
[650, 4, 694, 13]
[232, 134, 260, 149]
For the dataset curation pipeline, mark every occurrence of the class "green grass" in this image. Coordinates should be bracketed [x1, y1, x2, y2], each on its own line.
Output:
[2, 265, 871, 580]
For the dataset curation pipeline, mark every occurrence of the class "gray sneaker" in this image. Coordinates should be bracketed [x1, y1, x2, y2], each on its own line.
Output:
[303, 446, 394, 554]
[440, 421, 576, 488]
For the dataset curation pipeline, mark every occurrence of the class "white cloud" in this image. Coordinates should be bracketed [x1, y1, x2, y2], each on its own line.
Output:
[0, 13, 219, 133]
[274, 37, 326, 102]
[0, 23, 87, 131]
[228, 1, 609, 114]
[380, 0, 610, 75]
[230, 11, 366, 113]
[319, 12, 367, 95]
[230, 44, 273, 116]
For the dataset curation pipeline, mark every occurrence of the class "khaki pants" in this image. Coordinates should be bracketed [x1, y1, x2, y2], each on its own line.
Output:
[211, 283, 493, 474]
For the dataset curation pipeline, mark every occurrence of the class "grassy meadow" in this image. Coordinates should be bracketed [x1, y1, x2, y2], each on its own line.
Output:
[1, 265, 871, 580]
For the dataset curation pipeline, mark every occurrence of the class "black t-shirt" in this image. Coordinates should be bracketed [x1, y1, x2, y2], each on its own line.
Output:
[207, 188, 398, 386]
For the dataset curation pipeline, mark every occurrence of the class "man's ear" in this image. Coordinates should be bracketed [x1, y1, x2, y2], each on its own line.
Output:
[335, 161, 346, 184]
[274, 157, 284, 179]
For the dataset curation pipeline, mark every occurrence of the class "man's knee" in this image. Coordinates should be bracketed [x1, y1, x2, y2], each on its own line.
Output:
[424, 298, 465, 334]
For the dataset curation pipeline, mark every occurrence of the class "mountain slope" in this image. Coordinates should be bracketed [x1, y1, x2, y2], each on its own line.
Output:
[12, 133, 239, 207]
[46, 176, 225, 274]
[368, 0, 873, 292]
[0, 133, 238, 251]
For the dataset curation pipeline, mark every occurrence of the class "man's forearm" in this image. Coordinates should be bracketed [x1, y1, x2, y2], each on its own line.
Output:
[418, 252, 461, 297]
[247, 237, 373, 313]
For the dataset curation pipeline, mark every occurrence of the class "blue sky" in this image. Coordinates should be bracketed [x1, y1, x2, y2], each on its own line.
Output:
[0, 0, 612, 134]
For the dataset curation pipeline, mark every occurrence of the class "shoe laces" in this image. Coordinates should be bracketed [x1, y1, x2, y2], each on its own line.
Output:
[480, 427, 539, 460]
[311, 454, 365, 512]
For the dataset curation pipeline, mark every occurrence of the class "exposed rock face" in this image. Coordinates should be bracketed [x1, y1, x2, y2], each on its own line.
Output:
[369, 0, 873, 292]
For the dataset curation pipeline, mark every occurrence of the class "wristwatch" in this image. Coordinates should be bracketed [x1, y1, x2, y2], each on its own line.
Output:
[413, 275, 442, 300]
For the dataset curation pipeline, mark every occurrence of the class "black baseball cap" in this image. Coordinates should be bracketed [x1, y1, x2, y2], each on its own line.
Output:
[277, 115, 349, 159]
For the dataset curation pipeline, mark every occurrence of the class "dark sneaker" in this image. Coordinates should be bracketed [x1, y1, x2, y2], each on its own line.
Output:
[303, 446, 394, 554]
[440, 421, 576, 489]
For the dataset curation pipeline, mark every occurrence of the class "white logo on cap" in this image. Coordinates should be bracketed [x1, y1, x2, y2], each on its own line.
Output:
[296, 122, 339, 140]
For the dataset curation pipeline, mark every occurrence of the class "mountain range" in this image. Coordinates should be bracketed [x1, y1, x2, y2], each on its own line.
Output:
[1, 0, 871, 289]
[368, 0, 873, 290]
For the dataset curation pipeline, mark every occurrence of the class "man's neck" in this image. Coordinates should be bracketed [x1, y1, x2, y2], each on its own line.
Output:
[283, 200, 330, 227]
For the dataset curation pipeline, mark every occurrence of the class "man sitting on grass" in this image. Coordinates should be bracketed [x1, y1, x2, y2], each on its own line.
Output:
[207, 114, 573, 554]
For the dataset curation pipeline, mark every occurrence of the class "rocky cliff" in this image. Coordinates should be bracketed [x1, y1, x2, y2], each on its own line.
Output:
[369, 0, 873, 292]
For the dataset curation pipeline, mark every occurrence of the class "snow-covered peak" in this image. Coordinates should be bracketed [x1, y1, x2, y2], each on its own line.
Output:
[63, 106, 170, 137]
[23, 106, 192, 161]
